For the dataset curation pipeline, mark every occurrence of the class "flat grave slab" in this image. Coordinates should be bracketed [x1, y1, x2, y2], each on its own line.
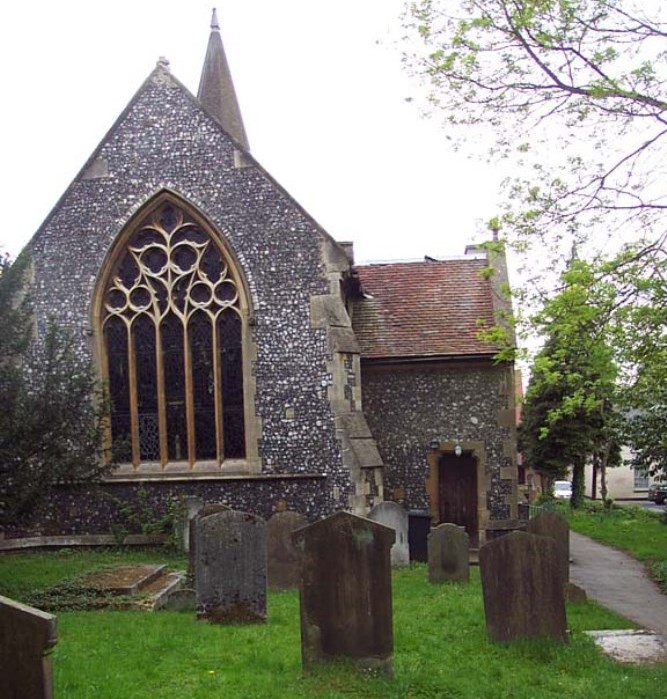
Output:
[586, 629, 667, 665]
[79, 565, 166, 595]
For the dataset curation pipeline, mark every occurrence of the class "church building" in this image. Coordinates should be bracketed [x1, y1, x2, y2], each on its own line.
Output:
[18, 12, 519, 545]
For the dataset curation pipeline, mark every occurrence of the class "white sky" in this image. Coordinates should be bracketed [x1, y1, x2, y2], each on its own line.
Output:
[0, 0, 506, 264]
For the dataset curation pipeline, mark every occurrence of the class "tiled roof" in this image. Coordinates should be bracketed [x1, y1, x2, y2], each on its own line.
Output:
[352, 258, 498, 360]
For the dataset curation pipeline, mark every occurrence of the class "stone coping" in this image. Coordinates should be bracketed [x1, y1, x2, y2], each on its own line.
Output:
[103, 471, 327, 483]
[0, 533, 168, 552]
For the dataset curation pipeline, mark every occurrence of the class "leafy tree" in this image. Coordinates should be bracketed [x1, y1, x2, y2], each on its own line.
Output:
[404, 0, 667, 267]
[519, 259, 620, 506]
[406, 0, 666, 475]
[623, 389, 667, 480]
[0, 253, 111, 529]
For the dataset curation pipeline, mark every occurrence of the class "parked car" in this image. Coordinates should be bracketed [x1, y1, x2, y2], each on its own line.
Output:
[553, 480, 572, 500]
[647, 483, 667, 505]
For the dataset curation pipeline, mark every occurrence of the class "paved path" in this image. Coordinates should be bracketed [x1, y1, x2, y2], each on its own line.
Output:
[569, 531, 667, 635]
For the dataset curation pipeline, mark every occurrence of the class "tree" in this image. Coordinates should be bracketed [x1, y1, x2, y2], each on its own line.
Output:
[519, 259, 621, 506]
[405, 0, 667, 474]
[622, 387, 667, 480]
[0, 253, 111, 529]
[404, 0, 667, 265]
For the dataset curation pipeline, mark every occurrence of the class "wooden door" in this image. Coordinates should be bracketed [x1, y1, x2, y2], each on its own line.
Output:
[438, 453, 478, 546]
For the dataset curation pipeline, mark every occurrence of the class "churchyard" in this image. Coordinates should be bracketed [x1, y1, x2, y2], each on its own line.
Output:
[1, 507, 665, 698]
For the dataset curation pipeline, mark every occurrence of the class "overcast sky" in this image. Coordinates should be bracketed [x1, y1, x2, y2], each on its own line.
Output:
[1, 0, 506, 264]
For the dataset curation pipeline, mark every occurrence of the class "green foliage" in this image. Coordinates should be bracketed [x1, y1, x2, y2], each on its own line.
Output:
[106, 485, 185, 548]
[0, 547, 187, 601]
[0, 253, 111, 528]
[405, 1, 667, 468]
[519, 259, 621, 503]
[1, 552, 664, 697]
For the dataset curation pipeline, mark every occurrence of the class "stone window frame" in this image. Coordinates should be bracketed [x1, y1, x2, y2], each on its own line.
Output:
[92, 191, 260, 478]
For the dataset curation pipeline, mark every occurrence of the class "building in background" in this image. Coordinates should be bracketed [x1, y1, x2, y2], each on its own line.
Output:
[11, 12, 519, 545]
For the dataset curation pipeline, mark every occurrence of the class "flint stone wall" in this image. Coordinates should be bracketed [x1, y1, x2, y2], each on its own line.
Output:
[24, 68, 356, 518]
[361, 363, 517, 525]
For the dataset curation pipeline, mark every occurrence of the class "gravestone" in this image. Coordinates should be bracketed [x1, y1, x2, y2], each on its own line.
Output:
[368, 501, 409, 568]
[180, 495, 204, 552]
[194, 509, 267, 623]
[479, 531, 567, 643]
[267, 510, 308, 591]
[292, 511, 394, 674]
[0, 595, 58, 699]
[526, 510, 569, 584]
[427, 523, 470, 583]
[188, 502, 229, 580]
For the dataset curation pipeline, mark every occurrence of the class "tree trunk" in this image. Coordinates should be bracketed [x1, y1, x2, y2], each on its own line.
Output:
[591, 457, 598, 500]
[600, 445, 611, 507]
[571, 458, 585, 508]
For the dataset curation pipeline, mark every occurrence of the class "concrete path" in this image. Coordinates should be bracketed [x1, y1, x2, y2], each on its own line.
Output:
[569, 531, 667, 635]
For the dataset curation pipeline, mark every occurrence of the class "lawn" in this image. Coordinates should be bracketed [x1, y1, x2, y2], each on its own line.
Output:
[1, 547, 665, 698]
[554, 500, 667, 590]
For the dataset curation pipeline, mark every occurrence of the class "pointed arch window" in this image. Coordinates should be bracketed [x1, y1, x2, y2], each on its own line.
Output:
[100, 199, 246, 468]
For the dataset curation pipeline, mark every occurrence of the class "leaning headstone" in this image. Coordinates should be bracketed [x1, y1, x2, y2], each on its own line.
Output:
[194, 509, 267, 623]
[267, 510, 308, 591]
[428, 523, 470, 583]
[292, 511, 394, 674]
[0, 595, 58, 699]
[526, 510, 569, 584]
[479, 531, 567, 643]
[368, 501, 410, 568]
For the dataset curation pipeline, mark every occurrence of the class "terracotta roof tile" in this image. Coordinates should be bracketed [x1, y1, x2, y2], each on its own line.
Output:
[352, 258, 497, 360]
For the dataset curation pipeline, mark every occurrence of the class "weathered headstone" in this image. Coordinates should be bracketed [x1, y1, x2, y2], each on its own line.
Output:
[368, 501, 409, 568]
[526, 510, 569, 584]
[427, 523, 470, 583]
[194, 509, 267, 623]
[267, 510, 308, 591]
[180, 495, 204, 553]
[479, 531, 567, 643]
[0, 595, 58, 699]
[292, 511, 395, 674]
[188, 502, 229, 580]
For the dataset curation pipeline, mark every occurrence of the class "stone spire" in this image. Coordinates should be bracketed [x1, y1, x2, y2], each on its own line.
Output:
[198, 8, 250, 151]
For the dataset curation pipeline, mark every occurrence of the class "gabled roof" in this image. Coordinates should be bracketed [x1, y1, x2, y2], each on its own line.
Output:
[352, 257, 498, 361]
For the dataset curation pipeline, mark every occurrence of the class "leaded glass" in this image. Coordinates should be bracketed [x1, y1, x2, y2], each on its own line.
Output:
[101, 199, 245, 468]
[189, 311, 216, 460]
[219, 310, 245, 458]
[162, 312, 187, 462]
[104, 317, 131, 462]
[133, 315, 159, 462]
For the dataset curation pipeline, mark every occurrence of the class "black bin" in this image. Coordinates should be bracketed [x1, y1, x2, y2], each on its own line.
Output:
[408, 509, 432, 562]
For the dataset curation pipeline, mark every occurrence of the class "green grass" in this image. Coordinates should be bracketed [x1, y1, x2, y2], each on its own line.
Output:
[1, 549, 665, 698]
[554, 500, 667, 590]
[0, 546, 187, 600]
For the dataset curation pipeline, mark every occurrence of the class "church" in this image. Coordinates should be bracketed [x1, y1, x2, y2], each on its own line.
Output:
[19, 12, 519, 545]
